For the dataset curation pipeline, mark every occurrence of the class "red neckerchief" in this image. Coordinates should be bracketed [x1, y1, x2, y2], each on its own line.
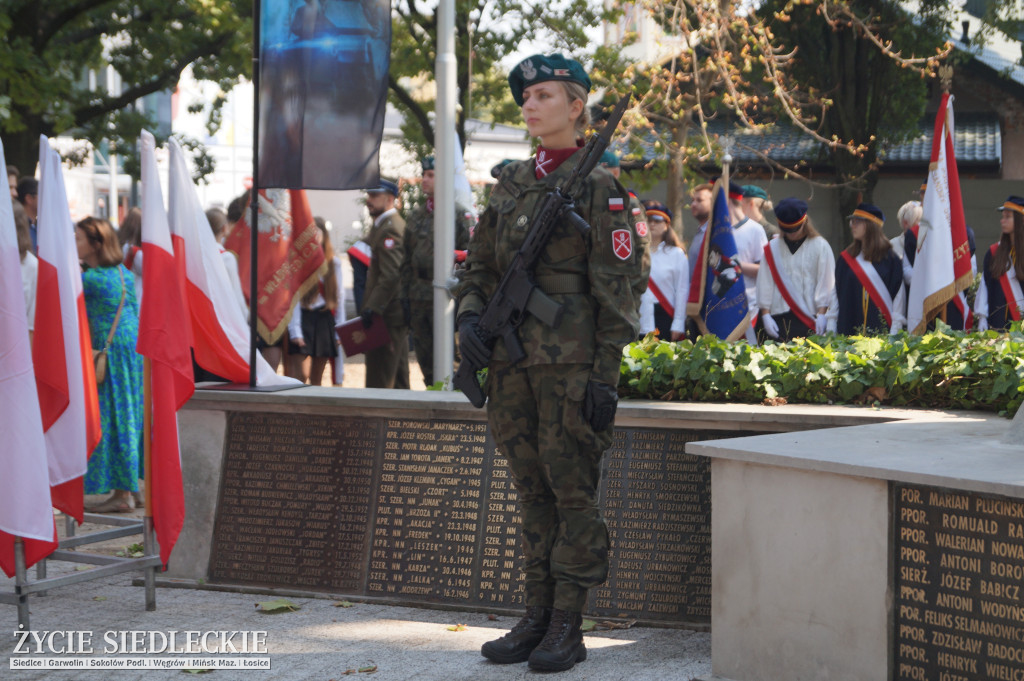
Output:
[426, 197, 434, 213]
[535, 146, 578, 179]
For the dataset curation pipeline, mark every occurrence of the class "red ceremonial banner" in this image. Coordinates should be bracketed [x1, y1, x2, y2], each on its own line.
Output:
[224, 189, 326, 344]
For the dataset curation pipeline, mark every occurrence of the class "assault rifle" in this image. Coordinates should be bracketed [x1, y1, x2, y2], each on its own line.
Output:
[454, 93, 632, 408]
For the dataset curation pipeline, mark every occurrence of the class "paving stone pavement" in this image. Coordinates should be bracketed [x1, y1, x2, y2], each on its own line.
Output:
[2, 561, 711, 681]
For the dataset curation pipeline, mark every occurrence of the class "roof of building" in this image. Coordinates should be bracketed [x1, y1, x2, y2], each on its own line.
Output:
[615, 113, 1002, 168]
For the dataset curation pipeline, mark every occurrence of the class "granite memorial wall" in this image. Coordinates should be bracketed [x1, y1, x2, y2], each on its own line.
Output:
[894, 483, 1024, 681]
[208, 411, 738, 626]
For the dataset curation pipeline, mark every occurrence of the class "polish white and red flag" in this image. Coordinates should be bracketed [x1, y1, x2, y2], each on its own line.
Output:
[0, 137, 56, 577]
[138, 130, 193, 565]
[0, 137, 102, 572]
[907, 93, 973, 333]
[166, 139, 296, 386]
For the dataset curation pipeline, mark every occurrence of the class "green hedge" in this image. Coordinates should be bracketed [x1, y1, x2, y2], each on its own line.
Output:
[620, 322, 1024, 416]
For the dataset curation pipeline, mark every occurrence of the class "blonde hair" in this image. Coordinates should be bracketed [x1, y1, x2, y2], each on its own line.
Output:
[561, 81, 591, 139]
[897, 201, 922, 229]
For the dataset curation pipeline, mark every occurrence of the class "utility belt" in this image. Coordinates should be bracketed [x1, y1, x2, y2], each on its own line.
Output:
[536, 273, 589, 295]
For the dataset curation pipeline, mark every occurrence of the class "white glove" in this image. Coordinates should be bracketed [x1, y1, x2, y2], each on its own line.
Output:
[762, 313, 780, 339]
[978, 317, 989, 332]
[815, 313, 827, 335]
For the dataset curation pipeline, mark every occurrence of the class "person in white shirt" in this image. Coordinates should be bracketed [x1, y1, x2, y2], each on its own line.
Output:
[727, 181, 768, 315]
[757, 197, 835, 341]
[207, 206, 249, 320]
[13, 200, 37, 341]
[118, 207, 144, 306]
[741, 184, 778, 239]
[287, 217, 345, 384]
[639, 202, 689, 340]
[686, 183, 713, 281]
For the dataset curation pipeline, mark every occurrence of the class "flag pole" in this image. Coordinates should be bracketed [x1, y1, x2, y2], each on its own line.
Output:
[721, 135, 734, 191]
[143, 358, 153, 515]
[434, 0, 456, 388]
[248, 0, 262, 388]
[936, 65, 952, 330]
[14, 537, 29, 627]
[142, 357, 156, 610]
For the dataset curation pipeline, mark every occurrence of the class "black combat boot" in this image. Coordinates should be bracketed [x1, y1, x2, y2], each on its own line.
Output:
[527, 608, 586, 672]
[481, 605, 552, 663]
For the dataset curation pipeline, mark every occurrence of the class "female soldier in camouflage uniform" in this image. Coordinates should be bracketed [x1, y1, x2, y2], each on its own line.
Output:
[456, 54, 649, 672]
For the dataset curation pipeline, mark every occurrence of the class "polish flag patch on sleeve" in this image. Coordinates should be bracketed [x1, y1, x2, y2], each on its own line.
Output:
[608, 197, 624, 211]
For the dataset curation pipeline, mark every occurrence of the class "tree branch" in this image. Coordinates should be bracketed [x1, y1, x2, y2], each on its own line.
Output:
[389, 74, 435, 147]
[38, 0, 123, 50]
[70, 30, 236, 126]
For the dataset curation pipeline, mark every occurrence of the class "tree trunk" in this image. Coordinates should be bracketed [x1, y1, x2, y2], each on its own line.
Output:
[833, 153, 879, 246]
[667, 122, 689, 240]
[5, 114, 47, 178]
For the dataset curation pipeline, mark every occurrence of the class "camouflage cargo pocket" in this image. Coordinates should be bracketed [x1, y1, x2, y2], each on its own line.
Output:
[562, 367, 612, 455]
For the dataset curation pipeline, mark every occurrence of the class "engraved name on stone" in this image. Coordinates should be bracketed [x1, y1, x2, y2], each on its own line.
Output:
[894, 484, 1024, 681]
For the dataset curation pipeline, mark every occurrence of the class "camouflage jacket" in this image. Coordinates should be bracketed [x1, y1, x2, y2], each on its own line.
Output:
[401, 202, 474, 302]
[364, 210, 407, 327]
[455, 150, 650, 386]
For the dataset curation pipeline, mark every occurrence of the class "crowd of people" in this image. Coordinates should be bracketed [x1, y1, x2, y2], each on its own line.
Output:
[643, 180, 1019, 343]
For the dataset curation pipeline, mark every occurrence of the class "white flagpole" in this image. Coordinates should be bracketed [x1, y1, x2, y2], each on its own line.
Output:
[433, 0, 457, 388]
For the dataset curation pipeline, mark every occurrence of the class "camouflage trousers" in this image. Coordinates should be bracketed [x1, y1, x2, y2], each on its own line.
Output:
[486, 361, 613, 612]
[409, 303, 435, 385]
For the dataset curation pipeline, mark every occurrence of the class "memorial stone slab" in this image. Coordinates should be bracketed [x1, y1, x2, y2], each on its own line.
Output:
[208, 410, 754, 625]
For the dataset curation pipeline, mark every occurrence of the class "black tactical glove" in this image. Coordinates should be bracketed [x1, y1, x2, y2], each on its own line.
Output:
[582, 380, 618, 431]
[458, 313, 491, 370]
[401, 298, 411, 326]
[360, 308, 375, 328]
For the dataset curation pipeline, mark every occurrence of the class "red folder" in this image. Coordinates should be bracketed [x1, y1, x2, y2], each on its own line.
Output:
[337, 316, 391, 357]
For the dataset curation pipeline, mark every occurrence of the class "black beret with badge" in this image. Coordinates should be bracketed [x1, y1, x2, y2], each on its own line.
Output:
[508, 53, 592, 106]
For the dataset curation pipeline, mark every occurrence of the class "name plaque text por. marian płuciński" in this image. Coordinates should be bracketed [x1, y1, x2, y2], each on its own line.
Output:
[209, 412, 722, 624]
[894, 483, 1024, 681]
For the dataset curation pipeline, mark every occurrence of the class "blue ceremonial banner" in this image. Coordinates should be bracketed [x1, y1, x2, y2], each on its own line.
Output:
[257, 0, 390, 190]
[685, 180, 753, 341]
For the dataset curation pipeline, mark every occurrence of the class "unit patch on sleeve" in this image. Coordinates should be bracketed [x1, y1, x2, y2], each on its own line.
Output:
[612, 229, 633, 260]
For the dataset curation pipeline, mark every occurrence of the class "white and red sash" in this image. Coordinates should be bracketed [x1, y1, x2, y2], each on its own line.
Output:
[951, 291, 974, 330]
[841, 251, 894, 327]
[123, 245, 141, 270]
[991, 244, 1024, 321]
[347, 240, 372, 267]
[647, 278, 674, 318]
[762, 240, 815, 329]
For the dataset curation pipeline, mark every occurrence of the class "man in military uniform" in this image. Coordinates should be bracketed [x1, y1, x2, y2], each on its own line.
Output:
[361, 179, 410, 389]
[456, 53, 649, 672]
[401, 156, 474, 386]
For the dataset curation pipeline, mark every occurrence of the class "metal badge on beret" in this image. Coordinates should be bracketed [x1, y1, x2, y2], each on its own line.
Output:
[508, 53, 592, 106]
